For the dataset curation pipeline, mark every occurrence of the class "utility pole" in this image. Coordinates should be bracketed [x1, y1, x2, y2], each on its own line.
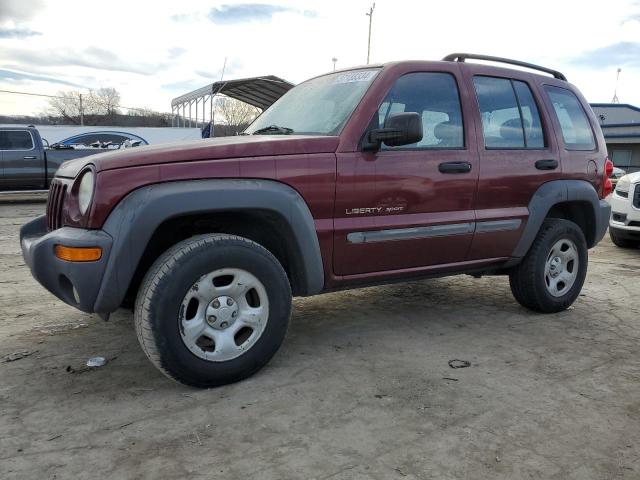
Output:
[366, 3, 375, 64]
[332, 57, 338, 71]
[612, 68, 621, 104]
[79, 93, 84, 126]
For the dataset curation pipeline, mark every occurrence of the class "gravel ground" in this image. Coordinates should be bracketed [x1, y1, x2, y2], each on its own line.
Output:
[1, 200, 639, 480]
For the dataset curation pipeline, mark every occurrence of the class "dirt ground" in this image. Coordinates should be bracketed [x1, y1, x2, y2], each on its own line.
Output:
[1, 199, 639, 480]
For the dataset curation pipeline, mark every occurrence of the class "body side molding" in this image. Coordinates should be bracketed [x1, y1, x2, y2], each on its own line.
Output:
[347, 222, 474, 244]
[346, 219, 521, 244]
[93, 179, 324, 313]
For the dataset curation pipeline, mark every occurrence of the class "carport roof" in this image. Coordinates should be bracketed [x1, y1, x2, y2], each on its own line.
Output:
[171, 75, 295, 110]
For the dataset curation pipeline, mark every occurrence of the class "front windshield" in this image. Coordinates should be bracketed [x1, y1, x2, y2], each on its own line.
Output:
[245, 69, 379, 136]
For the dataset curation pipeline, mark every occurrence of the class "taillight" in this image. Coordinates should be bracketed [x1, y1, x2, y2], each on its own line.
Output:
[602, 157, 614, 198]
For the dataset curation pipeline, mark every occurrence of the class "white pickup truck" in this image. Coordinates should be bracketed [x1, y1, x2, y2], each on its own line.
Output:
[609, 172, 640, 248]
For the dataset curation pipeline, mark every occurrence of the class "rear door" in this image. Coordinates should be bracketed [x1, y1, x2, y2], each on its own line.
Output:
[461, 69, 562, 260]
[333, 69, 480, 275]
[0, 129, 43, 190]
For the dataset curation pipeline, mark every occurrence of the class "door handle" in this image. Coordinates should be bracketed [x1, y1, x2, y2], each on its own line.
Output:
[535, 159, 558, 170]
[23, 156, 37, 159]
[438, 161, 472, 174]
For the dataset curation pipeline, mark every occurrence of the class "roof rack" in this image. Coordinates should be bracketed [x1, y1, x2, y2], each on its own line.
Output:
[443, 53, 567, 81]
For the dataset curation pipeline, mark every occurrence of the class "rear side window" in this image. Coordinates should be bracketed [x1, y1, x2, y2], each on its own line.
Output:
[473, 76, 545, 149]
[0, 130, 34, 150]
[544, 86, 595, 151]
[377, 72, 464, 149]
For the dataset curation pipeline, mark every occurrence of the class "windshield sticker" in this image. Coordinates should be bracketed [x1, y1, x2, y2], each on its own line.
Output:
[332, 70, 378, 84]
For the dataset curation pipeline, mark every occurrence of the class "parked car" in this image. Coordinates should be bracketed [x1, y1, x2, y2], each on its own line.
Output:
[21, 54, 612, 387]
[610, 166, 627, 186]
[609, 172, 640, 248]
[50, 130, 148, 150]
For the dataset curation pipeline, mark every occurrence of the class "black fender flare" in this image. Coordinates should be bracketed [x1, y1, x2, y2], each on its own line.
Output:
[511, 179, 610, 259]
[93, 179, 324, 313]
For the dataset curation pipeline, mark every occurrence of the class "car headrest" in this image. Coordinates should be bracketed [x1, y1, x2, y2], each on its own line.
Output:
[434, 121, 462, 145]
[500, 118, 530, 141]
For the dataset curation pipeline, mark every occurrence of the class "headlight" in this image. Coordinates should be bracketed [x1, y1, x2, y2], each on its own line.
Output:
[616, 176, 630, 193]
[77, 170, 95, 215]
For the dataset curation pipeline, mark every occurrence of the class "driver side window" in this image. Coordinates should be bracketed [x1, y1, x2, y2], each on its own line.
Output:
[377, 72, 464, 150]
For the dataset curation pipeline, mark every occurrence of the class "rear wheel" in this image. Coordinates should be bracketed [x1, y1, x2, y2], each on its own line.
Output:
[609, 228, 640, 249]
[135, 234, 292, 388]
[509, 219, 588, 313]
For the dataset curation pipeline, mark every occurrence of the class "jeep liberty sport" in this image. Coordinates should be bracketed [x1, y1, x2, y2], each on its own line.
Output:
[21, 54, 612, 387]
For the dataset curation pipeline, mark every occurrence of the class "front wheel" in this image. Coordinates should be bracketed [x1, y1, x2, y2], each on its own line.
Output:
[509, 219, 588, 313]
[135, 234, 292, 388]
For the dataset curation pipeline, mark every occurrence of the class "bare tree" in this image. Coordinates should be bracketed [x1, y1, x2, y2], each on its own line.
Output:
[47, 90, 86, 124]
[214, 96, 261, 135]
[48, 88, 121, 124]
[90, 87, 121, 116]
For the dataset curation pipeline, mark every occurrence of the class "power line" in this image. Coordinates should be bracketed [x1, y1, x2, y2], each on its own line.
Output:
[0, 88, 172, 115]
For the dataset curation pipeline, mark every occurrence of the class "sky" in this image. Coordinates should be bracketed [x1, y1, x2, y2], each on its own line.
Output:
[0, 0, 639, 117]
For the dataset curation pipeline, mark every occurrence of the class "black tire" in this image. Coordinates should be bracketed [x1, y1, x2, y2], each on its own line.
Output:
[609, 228, 639, 249]
[509, 218, 588, 313]
[134, 234, 292, 388]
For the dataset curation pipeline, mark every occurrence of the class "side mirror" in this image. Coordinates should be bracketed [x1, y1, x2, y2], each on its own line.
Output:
[364, 112, 423, 151]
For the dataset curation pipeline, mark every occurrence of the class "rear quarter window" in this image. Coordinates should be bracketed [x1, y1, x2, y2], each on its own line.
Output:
[544, 86, 595, 151]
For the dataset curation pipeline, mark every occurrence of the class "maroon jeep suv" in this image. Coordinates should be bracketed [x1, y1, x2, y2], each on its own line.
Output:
[21, 54, 612, 387]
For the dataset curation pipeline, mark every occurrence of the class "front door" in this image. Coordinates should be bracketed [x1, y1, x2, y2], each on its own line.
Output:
[334, 70, 479, 276]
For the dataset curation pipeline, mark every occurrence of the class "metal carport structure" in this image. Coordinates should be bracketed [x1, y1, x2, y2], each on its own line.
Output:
[170, 75, 294, 129]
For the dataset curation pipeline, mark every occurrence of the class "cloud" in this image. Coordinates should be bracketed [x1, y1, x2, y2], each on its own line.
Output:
[168, 47, 186, 59]
[161, 79, 204, 91]
[571, 42, 640, 68]
[171, 5, 316, 25]
[0, 68, 84, 88]
[195, 59, 242, 80]
[207, 4, 313, 24]
[170, 12, 200, 23]
[4, 47, 164, 75]
[0, 27, 41, 38]
[0, 0, 44, 22]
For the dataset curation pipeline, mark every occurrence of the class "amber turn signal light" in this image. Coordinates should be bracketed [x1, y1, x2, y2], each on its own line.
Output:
[54, 245, 102, 262]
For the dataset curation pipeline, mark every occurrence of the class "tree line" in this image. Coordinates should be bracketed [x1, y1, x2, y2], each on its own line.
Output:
[1, 87, 262, 134]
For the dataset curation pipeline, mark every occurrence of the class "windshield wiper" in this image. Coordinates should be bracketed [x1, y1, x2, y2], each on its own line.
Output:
[252, 125, 294, 135]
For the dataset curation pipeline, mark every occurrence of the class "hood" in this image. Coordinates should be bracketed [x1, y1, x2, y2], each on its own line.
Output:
[55, 135, 339, 178]
[619, 171, 640, 184]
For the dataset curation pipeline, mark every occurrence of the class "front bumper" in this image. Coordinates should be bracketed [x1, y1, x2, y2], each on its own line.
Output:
[610, 225, 640, 240]
[609, 185, 640, 232]
[20, 215, 113, 313]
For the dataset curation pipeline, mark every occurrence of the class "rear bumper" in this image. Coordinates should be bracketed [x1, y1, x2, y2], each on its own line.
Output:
[594, 199, 611, 246]
[20, 215, 113, 313]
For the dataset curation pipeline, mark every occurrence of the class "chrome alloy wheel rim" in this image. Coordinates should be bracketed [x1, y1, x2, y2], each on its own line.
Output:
[544, 239, 579, 297]
[179, 268, 269, 362]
